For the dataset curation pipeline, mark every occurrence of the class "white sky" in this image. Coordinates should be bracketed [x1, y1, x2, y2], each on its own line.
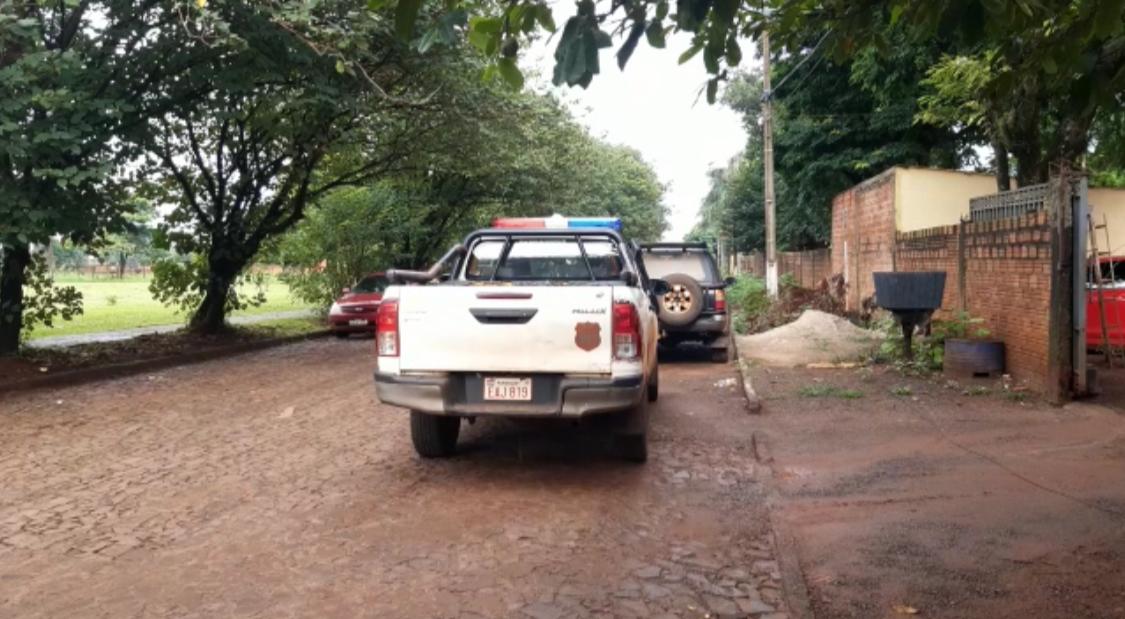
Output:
[527, 19, 747, 241]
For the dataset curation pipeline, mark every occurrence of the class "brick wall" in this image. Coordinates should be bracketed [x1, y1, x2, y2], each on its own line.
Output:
[831, 169, 897, 310]
[735, 248, 832, 289]
[894, 211, 1055, 391]
[895, 225, 960, 317]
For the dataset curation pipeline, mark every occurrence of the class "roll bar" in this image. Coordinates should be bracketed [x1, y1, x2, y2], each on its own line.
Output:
[386, 244, 467, 284]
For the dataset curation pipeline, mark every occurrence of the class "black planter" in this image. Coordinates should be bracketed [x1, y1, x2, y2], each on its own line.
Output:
[873, 272, 948, 358]
[872, 271, 947, 312]
[944, 338, 1005, 378]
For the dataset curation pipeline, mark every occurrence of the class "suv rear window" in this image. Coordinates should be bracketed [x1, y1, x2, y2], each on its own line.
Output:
[1089, 259, 1125, 286]
[641, 251, 717, 282]
[465, 236, 624, 281]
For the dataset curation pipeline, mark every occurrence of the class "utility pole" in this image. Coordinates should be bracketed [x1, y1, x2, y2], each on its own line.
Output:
[761, 30, 778, 298]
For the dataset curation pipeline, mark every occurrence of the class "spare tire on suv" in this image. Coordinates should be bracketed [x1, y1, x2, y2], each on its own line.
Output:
[658, 273, 705, 327]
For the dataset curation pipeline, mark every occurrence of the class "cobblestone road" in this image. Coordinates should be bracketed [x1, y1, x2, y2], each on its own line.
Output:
[0, 339, 785, 618]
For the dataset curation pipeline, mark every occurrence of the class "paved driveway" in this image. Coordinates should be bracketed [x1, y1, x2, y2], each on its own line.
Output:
[0, 340, 786, 618]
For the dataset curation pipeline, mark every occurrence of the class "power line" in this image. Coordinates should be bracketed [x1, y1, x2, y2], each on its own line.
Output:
[767, 29, 832, 99]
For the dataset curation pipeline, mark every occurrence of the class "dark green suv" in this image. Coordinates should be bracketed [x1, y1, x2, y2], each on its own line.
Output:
[637, 243, 733, 363]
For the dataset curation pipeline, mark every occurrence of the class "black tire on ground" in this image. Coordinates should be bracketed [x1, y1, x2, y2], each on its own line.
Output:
[647, 366, 659, 402]
[614, 403, 649, 463]
[410, 411, 460, 458]
[711, 347, 730, 364]
[617, 432, 648, 463]
[658, 273, 705, 327]
[334, 331, 350, 339]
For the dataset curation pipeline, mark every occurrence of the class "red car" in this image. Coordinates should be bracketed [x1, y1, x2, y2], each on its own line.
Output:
[1088, 257, 1125, 350]
[328, 273, 388, 338]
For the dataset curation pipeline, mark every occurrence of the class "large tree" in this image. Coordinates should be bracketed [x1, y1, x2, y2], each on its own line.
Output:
[0, 2, 141, 355]
[696, 29, 967, 253]
[276, 87, 669, 309]
[142, 1, 470, 333]
[386, 0, 1122, 184]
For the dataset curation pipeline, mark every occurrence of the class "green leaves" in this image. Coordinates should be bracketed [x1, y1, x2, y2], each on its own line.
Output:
[533, 4, 557, 32]
[468, 16, 502, 54]
[552, 15, 612, 87]
[678, 42, 703, 64]
[497, 57, 525, 89]
[645, 20, 667, 48]
[616, 21, 646, 69]
[724, 34, 741, 66]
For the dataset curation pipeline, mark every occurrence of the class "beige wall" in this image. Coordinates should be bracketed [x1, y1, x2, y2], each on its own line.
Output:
[1089, 188, 1125, 256]
[894, 167, 1000, 232]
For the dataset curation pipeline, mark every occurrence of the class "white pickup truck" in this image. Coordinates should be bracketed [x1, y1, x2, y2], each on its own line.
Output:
[373, 217, 666, 461]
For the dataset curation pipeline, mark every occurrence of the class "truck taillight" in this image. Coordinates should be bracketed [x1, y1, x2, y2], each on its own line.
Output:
[714, 289, 726, 312]
[376, 300, 399, 357]
[612, 301, 641, 361]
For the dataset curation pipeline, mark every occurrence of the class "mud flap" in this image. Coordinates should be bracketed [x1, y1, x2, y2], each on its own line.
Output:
[616, 400, 649, 435]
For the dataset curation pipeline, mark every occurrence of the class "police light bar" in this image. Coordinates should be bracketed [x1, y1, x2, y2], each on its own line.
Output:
[492, 214, 622, 231]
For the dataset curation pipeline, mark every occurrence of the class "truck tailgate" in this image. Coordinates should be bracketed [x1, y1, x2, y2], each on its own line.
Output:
[398, 286, 614, 373]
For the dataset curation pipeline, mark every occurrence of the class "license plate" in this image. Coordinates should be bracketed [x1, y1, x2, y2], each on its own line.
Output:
[348, 319, 368, 326]
[484, 377, 532, 401]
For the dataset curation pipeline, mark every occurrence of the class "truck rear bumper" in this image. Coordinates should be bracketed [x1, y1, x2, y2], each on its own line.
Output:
[661, 313, 728, 338]
[373, 372, 644, 418]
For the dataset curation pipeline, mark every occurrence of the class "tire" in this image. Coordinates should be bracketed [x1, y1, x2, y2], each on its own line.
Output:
[615, 403, 649, 463]
[617, 432, 648, 463]
[410, 411, 460, 458]
[658, 273, 705, 327]
[647, 365, 659, 402]
[711, 347, 730, 364]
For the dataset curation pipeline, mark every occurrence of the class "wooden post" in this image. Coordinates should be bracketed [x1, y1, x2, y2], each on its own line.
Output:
[957, 222, 967, 312]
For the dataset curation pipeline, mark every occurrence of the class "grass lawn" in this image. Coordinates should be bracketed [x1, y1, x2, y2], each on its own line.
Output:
[26, 274, 315, 340]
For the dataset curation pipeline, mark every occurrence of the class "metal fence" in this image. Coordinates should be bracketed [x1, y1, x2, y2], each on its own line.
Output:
[969, 183, 1048, 222]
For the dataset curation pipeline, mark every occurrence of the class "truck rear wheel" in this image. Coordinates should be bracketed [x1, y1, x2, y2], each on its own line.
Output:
[615, 403, 649, 463]
[410, 411, 460, 458]
[617, 432, 648, 463]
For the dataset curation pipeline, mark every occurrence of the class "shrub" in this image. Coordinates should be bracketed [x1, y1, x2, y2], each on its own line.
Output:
[726, 275, 770, 334]
[875, 311, 991, 375]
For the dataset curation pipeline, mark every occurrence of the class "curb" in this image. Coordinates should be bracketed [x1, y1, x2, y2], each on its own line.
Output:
[737, 358, 763, 414]
[730, 335, 763, 414]
[1, 330, 331, 396]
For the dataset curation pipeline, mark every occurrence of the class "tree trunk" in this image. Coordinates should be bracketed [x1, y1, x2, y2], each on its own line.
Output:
[993, 141, 1011, 192]
[1012, 142, 1047, 186]
[1058, 114, 1095, 173]
[0, 243, 31, 357]
[189, 236, 252, 335]
[190, 268, 236, 335]
[118, 252, 127, 278]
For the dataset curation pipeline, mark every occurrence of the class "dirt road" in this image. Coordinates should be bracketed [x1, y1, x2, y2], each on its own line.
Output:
[753, 366, 1125, 619]
[0, 340, 786, 618]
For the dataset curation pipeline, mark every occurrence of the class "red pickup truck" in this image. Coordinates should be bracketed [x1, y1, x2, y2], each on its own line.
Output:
[1088, 257, 1125, 350]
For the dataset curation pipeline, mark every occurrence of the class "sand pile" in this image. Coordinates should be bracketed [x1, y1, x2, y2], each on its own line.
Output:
[736, 310, 882, 367]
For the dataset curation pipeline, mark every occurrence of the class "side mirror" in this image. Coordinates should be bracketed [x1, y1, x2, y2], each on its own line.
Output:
[620, 270, 638, 286]
[649, 278, 670, 296]
[341, 287, 351, 294]
[724, 276, 736, 287]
